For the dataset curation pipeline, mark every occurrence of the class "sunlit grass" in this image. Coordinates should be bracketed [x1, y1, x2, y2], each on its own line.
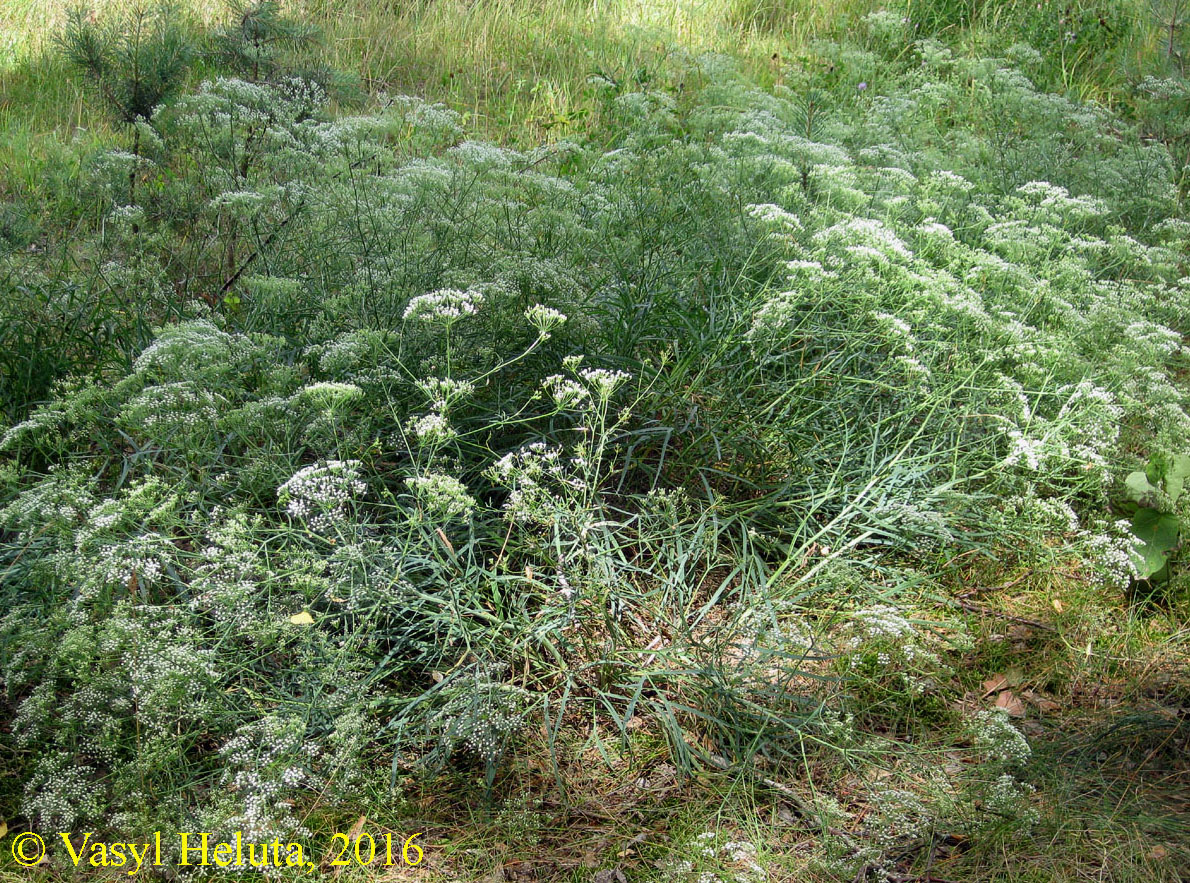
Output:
[1, 0, 1186, 880]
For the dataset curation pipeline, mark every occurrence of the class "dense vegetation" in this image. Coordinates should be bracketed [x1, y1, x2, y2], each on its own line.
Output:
[1, 1, 1188, 880]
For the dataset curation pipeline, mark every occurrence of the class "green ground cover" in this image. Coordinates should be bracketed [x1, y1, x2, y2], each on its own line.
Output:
[1, 1, 1188, 881]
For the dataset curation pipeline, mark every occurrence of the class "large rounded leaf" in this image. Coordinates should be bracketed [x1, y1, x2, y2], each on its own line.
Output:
[1129, 508, 1180, 580]
[1124, 471, 1159, 505]
[1162, 454, 1190, 503]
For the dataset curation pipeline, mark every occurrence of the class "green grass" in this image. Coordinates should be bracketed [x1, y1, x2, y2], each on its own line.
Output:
[1, 0, 1189, 881]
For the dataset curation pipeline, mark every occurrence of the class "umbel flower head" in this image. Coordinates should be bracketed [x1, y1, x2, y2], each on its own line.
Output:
[406, 472, 476, 520]
[525, 304, 568, 339]
[403, 288, 484, 325]
[278, 460, 366, 531]
[296, 382, 364, 409]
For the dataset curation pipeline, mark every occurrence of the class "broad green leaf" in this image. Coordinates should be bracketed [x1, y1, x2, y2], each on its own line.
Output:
[1129, 508, 1180, 579]
[1124, 471, 1159, 505]
[1164, 454, 1190, 502]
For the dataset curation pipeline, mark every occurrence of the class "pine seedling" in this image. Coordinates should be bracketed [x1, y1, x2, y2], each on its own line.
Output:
[208, 0, 322, 84]
[59, 4, 195, 205]
[59, 4, 195, 125]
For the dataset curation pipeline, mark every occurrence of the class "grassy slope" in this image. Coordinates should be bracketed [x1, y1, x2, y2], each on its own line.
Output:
[0, 0, 1165, 204]
[1, 1, 1187, 882]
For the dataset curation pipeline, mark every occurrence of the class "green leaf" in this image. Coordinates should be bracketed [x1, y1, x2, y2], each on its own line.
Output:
[1124, 471, 1159, 505]
[1163, 454, 1190, 503]
[1129, 508, 1180, 580]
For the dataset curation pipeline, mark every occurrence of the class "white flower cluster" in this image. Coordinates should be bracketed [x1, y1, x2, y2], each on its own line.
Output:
[727, 604, 815, 675]
[893, 355, 931, 386]
[747, 260, 838, 340]
[870, 499, 952, 547]
[866, 786, 935, 848]
[99, 606, 220, 732]
[120, 382, 220, 436]
[1004, 495, 1080, 533]
[397, 96, 463, 141]
[525, 303, 568, 339]
[132, 319, 236, 380]
[0, 464, 95, 540]
[433, 666, 528, 765]
[965, 712, 1039, 829]
[1079, 519, 1142, 589]
[1002, 428, 1047, 470]
[22, 753, 104, 832]
[872, 310, 913, 343]
[219, 716, 316, 844]
[543, 374, 590, 410]
[415, 376, 476, 408]
[674, 832, 767, 883]
[0, 405, 68, 452]
[489, 442, 582, 524]
[984, 773, 1039, 826]
[746, 202, 802, 232]
[925, 169, 976, 195]
[449, 140, 522, 168]
[408, 411, 456, 445]
[1124, 320, 1184, 359]
[864, 8, 910, 42]
[579, 367, 632, 400]
[278, 460, 366, 532]
[460, 705, 522, 764]
[70, 477, 177, 553]
[849, 604, 917, 642]
[916, 217, 955, 243]
[811, 216, 914, 263]
[403, 287, 484, 324]
[968, 709, 1032, 766]
[843, 604, 941, 692]
[314, 329, 387, 376]
[405, 472, 476, 520]
[748, 288, 807, 339]
[191, 511, 269, 629]
[1014, 180, 1107, 224]
[107, 203, 145, 230]
[407, 377, 475, 446]
[95, 533, 168, 590]
[296, 381, 364, 409]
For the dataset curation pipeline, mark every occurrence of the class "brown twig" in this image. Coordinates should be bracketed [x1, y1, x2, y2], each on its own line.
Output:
[956, 599, 1056, 632]
[956, 569, 1033, 599]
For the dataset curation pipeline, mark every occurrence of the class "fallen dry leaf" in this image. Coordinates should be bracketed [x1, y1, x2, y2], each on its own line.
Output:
[981, 673, 1009, 696]
[994, 690, 1026, 717]
[1021, 689, 1060, 713]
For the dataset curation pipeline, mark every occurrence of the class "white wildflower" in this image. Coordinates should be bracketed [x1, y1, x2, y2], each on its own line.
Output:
[408, 412, 456, 444]
[415, 376, 475, 409]
[579, 368, 631, 400]
[543, 374, 590, 409]
[297, 382, 364, 408]
[403, 288, 484, 324]
[406, 472, 476, 520]
[525, 304, 568, 339]
[278, 460, 366, 531]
